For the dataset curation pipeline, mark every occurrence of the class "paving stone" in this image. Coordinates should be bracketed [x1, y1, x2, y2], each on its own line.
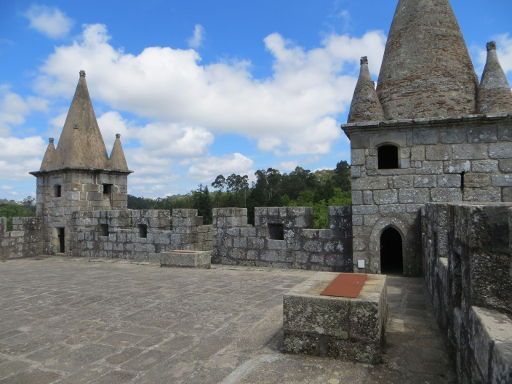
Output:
[0, 258, 455, 383]
[0, 368, 61, 384]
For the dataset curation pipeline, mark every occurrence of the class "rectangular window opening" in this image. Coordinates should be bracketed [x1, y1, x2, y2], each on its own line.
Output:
[268, 223, 284, 240]
[138, 224, 148, 238]
[54, 185, 62, 197]
[103, 184, 113, 195]
[100, 224, 109, 237]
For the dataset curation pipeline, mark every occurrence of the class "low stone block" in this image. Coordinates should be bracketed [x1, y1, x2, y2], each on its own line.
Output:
[160, 250, 211, 269]
[283, 272, 387, 364]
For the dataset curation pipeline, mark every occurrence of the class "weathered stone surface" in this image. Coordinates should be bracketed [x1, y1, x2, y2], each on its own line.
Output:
[376, 0, 478, 120]
[160, 250, 212, 269]
[423, 203, 512, 384]
[348, 57, 384, 123]
[283, 272, 387, 364]
[478, 42, 512, 114]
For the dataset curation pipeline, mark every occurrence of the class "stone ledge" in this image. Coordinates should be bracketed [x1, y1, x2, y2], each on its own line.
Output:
[159, 250, 212, 269]
[283, 272, 387, 364]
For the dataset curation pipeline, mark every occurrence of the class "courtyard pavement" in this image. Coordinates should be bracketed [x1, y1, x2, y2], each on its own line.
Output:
[0, 257, 455, 383]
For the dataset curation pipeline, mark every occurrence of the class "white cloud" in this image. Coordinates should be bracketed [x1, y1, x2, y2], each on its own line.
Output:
[0, 86, 48, 136]
[188, 153, 254, 182]
[97, 111, 131, 149]
[187, 24, 205, 49]
[24, 5, 73, 39]
[0, 136, 46, 179]
[36, 24, 386, 157]
[136, 123, 213, 158]
[494, 34, 512, 74]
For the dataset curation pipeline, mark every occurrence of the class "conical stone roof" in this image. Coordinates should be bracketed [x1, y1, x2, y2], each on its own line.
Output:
[109, 134, 129, 172]
[377, 0, 478, 120]
[40, 138, 57, 171]
[478, 41, 512, 114]
[348, 57, 384, 123]
[54, 70, 109, 170]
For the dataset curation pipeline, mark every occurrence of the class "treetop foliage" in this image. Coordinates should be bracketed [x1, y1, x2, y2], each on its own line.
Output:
[128, 161, 351, 228]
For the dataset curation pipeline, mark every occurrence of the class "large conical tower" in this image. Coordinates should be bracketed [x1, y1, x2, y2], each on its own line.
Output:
[54, 70, 109, 170]
[376, 0, 478, 120]
[30, 71, 131, 255]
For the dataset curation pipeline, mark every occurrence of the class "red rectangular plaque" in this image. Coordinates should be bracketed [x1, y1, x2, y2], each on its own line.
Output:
[320, 273, 368, 298]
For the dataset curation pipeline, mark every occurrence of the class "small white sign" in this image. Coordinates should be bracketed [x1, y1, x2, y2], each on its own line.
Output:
[357, 259, 365, 269]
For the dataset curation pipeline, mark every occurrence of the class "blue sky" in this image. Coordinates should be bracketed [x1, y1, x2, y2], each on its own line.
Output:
[0, 0, 511, 199]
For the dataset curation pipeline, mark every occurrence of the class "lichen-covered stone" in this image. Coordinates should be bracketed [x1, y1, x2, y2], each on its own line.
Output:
[283, 273, 387, 364]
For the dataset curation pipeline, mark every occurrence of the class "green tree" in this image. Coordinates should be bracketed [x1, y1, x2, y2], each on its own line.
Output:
[192, 185, 213, 224]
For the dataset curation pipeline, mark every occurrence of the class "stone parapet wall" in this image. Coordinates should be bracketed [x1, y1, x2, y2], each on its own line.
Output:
[212, 206, 352, 271]
[422, 202, 512, 383]
[0, 217, 43, 260]
[70, 209, 213, 262]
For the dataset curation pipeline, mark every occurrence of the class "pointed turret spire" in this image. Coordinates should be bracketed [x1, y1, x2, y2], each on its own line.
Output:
[55, 70, 109, 169]
[478, 41, 512, 114]
[40, 138, 57, 171]
[377, 0, 478, 120]
[348, 57, 384, 123]
[109, 134, 130, 172]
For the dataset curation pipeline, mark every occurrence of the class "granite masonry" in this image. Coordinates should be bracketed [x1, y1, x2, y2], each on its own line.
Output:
[422, 202, 512, 383]
[0, 0, 512, 381]
[212, 206, 352, 271]
[343, 0, 512, 277]
[283, 272, 387, 364]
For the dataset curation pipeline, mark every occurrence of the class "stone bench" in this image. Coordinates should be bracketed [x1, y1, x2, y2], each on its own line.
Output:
[160, 250, 212, 269]
[283, 272, 387, 364]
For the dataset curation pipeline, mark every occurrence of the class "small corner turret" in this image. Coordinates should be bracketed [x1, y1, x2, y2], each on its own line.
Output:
[347, 57, 384, 123]
[477, 41, 512, 114]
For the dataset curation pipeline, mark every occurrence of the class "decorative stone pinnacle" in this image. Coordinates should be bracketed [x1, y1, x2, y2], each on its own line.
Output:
[49, 138, 54, 144]
[487, 41, 497, 51]
[360, 56, 368, 65]
[79, 70, 86, 77]
[116, 133, 121, 139]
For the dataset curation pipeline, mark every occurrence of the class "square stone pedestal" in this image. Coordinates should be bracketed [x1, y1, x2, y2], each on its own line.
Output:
[283, 272, 387, 364]
[160, 250, 212, 269]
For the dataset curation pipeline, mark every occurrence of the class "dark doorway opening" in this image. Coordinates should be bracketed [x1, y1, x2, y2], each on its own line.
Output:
[380, 227, 403, 275]
[378, 145, 399, 169]
[57, 227, 65, 253]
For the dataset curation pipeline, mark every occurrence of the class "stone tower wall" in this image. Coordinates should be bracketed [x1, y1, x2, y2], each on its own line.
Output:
[212, 206, 352, 271]
[36, 170, 128, 254]
[345, 114, 512, 276]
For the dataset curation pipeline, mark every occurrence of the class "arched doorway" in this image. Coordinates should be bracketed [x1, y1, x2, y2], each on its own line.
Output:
[380, 227, 403, 275]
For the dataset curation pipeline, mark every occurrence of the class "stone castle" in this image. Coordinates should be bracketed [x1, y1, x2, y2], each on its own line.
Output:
[0, 0, 511, 382]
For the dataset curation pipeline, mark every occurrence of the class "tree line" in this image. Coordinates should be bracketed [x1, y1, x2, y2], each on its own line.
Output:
[128, 161, 351, 228]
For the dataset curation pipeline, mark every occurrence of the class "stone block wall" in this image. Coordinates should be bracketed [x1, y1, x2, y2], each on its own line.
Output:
[344, 114, 512, 276]
[0, 217, 43, 260]
[36, 170, 128, 254]
[422, 202, 512, 383]
[212, 206, 352, 271]
[70, 209, 213, 262]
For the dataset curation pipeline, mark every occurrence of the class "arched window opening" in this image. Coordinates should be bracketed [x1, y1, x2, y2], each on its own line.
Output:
[378, 145, 399, 169]
[380, 227, 403, 275]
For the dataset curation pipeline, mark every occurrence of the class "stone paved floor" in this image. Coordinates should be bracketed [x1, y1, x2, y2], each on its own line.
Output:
[0, 257, 456, 383]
